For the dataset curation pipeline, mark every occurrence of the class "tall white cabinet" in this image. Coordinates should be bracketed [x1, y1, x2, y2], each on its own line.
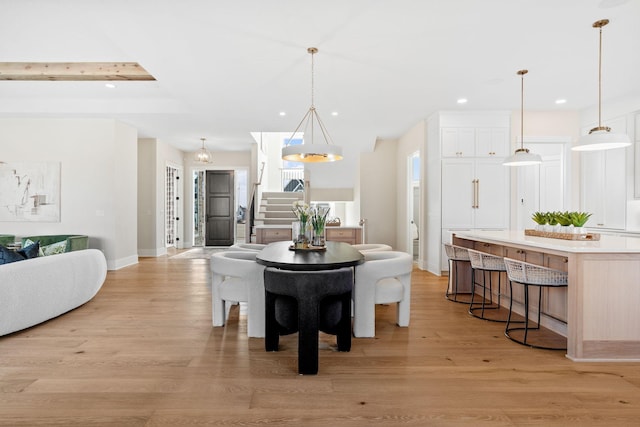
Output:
[580, 116, 628, 231]
[425, 111, 511, 274]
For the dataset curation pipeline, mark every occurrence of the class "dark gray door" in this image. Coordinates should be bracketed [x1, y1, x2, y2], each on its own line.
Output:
[205, 170, 234, 246]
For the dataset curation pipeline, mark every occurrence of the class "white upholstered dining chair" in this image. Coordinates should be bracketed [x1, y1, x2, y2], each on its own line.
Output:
[210, 251, 265, 338]
[351, 243, 393, 253]
[228, 243, 267, 252]
[353, 251, 413, 337]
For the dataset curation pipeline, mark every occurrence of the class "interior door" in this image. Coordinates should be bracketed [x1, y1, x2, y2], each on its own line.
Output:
[205, 170, 234, 246]
[516, 143, 565, 230]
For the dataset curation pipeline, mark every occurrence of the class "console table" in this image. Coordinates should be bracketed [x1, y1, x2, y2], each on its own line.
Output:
[454, 230, 640, 362]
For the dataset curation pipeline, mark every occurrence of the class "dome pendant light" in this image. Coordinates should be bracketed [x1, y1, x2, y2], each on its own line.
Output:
[572, 19, 630, 151]
[194, 137, 212, 163]
[503, 70, 542, 166]
[281, 47, 343, 163]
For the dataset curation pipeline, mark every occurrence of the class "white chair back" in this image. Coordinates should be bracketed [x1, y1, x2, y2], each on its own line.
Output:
[210, 251, 265, 337]
[353, 251, 413, 337]
[228, 243, 267, 252]
[351, 243, 393, 253]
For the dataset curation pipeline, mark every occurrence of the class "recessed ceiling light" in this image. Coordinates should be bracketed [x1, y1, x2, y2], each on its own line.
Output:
[331, 111, 338, 116]
[105, 83, 116, 89]
[457, 98, 468, 104]
[279, 112, 286, 116]
[555, 99, 567, 104]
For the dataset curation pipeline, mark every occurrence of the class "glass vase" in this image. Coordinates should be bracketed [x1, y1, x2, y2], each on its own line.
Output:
[292, 220, 310, 248]
[312, 227, 325, 247]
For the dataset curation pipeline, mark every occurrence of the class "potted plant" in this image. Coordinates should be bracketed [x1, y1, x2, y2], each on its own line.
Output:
[556, 211, 574, 233]
[569, 212, 592, 234]
[545, 212, 560, 232]
[531, 212, 548, 231]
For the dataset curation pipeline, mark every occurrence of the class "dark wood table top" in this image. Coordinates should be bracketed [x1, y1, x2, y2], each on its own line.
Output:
[256, 241, 364, 271]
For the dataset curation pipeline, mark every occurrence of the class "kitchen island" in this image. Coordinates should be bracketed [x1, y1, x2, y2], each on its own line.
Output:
[453, 230, 640, 362]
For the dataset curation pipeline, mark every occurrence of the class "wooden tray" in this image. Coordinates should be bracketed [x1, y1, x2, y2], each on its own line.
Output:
[289, 245, 327, 251]
[524, 229, 600, 241]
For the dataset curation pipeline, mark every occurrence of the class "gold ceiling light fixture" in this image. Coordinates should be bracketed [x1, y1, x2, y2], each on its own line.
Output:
[503, 69, 542, 166]
[194, 138, 212, 164]
[572, 19, 630, 151]
[281, 47, 343, 163]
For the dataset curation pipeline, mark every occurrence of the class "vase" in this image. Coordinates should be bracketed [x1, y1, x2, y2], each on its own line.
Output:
[292, 220, 311, 248]
[312, 228, 325, 247]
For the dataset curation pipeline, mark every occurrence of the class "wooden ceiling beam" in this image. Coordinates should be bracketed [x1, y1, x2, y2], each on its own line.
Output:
[0, 62, 156, 81]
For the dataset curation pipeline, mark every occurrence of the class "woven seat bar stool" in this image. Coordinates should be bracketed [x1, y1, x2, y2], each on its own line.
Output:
[467, 249, 509, 322]
[444, 244, 472, 304]
[503, 258, 568, 350]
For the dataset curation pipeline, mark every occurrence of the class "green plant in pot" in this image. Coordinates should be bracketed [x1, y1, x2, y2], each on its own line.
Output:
[555, 211, 574, 232]
[531, 212, 548, 231]
[545, 212, 559, 231]
[569, 212, 592, 233]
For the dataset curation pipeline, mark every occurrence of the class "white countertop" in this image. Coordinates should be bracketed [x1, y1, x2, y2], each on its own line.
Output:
[454, 229, 640, 254]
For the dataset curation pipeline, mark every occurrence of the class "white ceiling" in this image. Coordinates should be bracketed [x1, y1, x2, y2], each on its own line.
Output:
[1, 0, 639, 158]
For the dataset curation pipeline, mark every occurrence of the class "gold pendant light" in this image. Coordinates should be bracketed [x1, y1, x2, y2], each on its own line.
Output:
[572, 19, 630, 151]
[503, 69, 542, 166]
[281, 47, 343, 163]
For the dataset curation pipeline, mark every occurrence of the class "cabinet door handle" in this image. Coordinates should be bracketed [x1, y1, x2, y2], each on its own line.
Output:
[475, 179, 480, 208]
[471, 179, 477, 208]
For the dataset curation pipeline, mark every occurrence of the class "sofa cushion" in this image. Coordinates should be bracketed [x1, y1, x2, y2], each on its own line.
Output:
[41, 240, 67, 256]
[18, 240, 40, 259]
[0, 245, 26, 265]
[24, 239, 67, 257]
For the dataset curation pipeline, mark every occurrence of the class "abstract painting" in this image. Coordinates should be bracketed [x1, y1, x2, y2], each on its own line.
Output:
[0, 162, 61, 222]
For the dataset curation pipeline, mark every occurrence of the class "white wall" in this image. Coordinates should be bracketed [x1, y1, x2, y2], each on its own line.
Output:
[0, 118, 138, 270]
[359, 139, 397, 247]
[395, 121, 425, 254]
[137, 138, 185, 256]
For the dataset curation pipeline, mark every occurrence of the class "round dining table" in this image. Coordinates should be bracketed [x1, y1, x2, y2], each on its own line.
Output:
[256, 240, 364, 271]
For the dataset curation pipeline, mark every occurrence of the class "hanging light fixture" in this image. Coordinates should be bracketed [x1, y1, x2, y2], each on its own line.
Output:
[572, 19, 630, 151]
[503, 70, 542, 166]
[281, 47, 343, 163]
[194, 137, 212, 163]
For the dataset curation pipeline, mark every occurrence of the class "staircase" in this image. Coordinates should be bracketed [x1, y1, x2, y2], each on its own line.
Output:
[251, 191, 304, 241]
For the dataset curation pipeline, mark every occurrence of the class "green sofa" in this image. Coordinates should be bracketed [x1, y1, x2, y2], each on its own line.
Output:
[0, 235, 15, 247]
[21, 235, 89, 255]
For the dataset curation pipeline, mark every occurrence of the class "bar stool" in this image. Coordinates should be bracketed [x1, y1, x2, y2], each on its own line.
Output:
[443, 244, 472, 303]
[503, 258, 568, 350]
[466, 249, 509, 322]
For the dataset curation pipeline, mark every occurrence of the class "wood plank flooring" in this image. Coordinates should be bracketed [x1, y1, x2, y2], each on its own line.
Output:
[2, 254, 640, 426]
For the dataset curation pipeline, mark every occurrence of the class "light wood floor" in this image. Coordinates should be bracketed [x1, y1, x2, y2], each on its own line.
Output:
[2, 254, 640, 426]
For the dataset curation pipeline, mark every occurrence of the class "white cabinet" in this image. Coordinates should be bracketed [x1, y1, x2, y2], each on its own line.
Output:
[475, 128, 509, 158]
[441, 128, 475, 157]
[442, 127, 508, 158]
[442, 158, 510, 229]
[581, 149, 626, 230]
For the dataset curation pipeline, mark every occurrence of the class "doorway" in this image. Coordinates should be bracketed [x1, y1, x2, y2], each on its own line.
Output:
[515, 141, 568, 230]
[205, 170, 235, 247]
[408, 152, 420, 261]
[165, 165, 182, 248]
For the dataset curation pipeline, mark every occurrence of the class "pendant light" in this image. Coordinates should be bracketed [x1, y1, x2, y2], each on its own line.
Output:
[503, 70, 542, 166]
[194, 138, 212, 164]
[572, 19, 630, 151]
[281, 47, 343, 163]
